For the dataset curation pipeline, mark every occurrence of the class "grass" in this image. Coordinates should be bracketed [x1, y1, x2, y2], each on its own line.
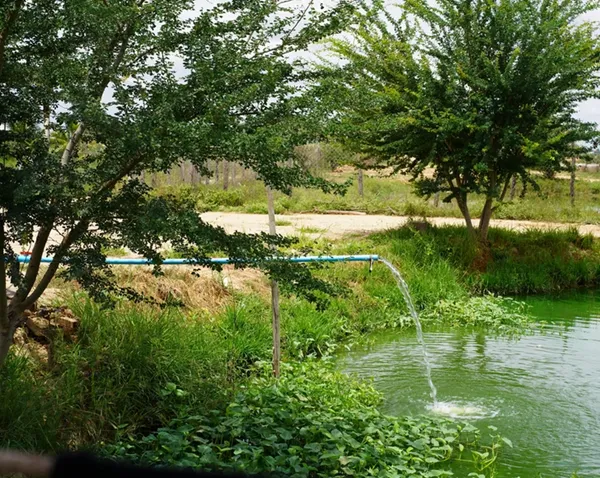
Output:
[3, 223, 599, 476]
[275, 219, 293, 226]
[102, 247, 129, 257]
[158, 170, 600, 225]
[297, 225, 326, 234]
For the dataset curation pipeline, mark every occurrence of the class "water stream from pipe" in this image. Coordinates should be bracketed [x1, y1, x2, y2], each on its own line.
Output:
[380, 258, 438, 405]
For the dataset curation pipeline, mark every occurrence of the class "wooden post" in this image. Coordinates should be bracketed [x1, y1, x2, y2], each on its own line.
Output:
[571, 158, 576, 207]
[266, 187, 281, 378]
[223, 161, 230, 190]
[358, 169, 364, 197]
[180, 162, 187, 185]
[191, 165, 200, 186]
[510, 175, 517, 200]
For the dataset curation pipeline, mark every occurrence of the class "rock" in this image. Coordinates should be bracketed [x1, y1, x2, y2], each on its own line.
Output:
[26, 317, 52, 339]
[53, 316, 79, 336]
[27, 341, 49, 364]
[411, 221, 430, 233]
[13, 327, 28, 346]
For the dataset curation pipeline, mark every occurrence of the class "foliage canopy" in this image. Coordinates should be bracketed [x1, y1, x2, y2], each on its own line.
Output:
[327, 0, 600, 240]
[0, 0, 353, 364]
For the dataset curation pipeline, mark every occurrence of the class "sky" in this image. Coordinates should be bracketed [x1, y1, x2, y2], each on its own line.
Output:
[577, 9, 600, 125]
[283, 0, 600, 125]
[179, 1, 600, 125]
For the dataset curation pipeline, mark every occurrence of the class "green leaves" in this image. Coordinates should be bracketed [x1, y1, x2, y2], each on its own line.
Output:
[327, 0, 600, 239]
[109, 360, 502, 477]
[421, 296, 532, 334]
[0, 0, 354, 353]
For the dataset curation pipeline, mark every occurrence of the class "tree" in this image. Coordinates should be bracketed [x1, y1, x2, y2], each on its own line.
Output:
[327, 0, 600, 241]
[0, 0, 353, 365]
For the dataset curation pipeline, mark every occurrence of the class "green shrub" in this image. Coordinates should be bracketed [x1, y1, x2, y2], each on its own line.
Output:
[422, 296, 532, 334]
[196, 188, 246, 210]
[0, 299, 244, 450]
[51, 299, 232, 443]
[109, 361, 504, 477]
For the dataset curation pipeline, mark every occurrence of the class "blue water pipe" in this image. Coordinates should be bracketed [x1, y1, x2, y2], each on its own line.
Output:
[16, 254, 379, 267]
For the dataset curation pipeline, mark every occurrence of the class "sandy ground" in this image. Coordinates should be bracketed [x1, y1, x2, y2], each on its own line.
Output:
[200, 211, 600, 239]
[12, 212, 600, 258]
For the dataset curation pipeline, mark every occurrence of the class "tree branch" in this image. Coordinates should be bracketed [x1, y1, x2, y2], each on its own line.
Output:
[15, 224, 53, 301]
[0, 0, 24, 77]
[60, 124, 85, 165]
[21, 221, 89, 310]
[61, 22, 135, 166]
[498, 175, 511, 201]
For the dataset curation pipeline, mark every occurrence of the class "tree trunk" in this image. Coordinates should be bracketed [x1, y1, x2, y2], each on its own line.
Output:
[0, 326, 15, 367]
[357, 169, 364, 197]
[215, 160, 220, 182]
[571, 157, 576, 207]
[478, 198, 494, 242]
[510, 175, 517, 200]
[231, 162, 236, 186]
[433, 191, 440, 208]
[266, 187, 281, 378]
[223, 161, 229, 190]
[190, 165, 199, 186]
[455, 194, 476, 238]
[0, 217, 13, 367]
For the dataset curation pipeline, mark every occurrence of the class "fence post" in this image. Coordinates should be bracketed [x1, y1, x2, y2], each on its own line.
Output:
[223, 161, 230, 190]
[571, 158, 576, 207]
[358, 169, 364, 197]
[266, 187, 281, 378]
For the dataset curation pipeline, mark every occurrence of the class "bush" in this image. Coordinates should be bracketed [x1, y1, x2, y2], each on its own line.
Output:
[110, 361, 503, 477]
[422, 296, 532, 334]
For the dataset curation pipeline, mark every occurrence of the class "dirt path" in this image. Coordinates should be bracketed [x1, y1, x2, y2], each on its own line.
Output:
[15, 212, 600, 258]
[200, 211, 600, 238]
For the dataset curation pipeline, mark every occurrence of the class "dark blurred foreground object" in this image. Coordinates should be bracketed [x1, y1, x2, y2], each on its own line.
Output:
[0, 451, 250, 478]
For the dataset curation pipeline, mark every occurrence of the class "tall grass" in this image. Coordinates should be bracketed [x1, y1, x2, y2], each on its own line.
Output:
[160, 172, 600, 225]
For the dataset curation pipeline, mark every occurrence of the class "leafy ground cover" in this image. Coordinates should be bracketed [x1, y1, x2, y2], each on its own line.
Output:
[110, 361, 508, 478]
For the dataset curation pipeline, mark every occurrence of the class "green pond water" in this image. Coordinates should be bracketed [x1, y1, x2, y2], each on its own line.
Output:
[338, 293, 600, 477]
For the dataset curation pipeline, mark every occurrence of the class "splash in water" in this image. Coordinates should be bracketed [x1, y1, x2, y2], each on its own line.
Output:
[380, 258, 438, 405]
[428, 401, 499, 419]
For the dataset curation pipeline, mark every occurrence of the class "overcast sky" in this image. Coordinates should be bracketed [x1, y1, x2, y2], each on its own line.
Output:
[311, 0, 600, 125]
[182, 1, 599, 125]
[577, 9, 600, 125]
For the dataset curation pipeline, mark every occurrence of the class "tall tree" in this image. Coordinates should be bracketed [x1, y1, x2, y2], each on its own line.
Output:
[327, 0, 600, 241]
[0, 0, 353, 365]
